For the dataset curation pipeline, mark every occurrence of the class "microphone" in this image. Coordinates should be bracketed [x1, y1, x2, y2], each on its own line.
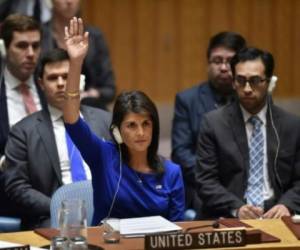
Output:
[184, 221, 220, 232]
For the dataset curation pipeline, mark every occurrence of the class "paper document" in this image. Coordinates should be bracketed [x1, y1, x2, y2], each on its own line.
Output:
[0, 240, 44, 250]
[119, 216, 182, 237]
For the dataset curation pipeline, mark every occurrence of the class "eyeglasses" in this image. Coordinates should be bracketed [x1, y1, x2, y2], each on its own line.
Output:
[209, 56, 232, 66]
[235, 75, 267, 88]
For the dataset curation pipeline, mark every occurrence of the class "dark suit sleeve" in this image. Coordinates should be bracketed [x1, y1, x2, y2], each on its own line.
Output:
[81, 106, 112, 141]
[278, 156, 300, 212]
[82, 27, 116, 103]
[171, 94, 196, 181]
[276, 125, 300, 212]
[195, 115, 244, 214]
[4, 126, 51, 216]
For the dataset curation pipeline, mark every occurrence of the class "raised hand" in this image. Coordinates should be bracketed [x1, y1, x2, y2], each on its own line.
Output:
[64, 17, 89, 61]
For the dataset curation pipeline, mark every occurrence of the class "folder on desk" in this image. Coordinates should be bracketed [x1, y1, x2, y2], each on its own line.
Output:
[219, 218, 280, 243]
[118, 216, 182, 237]
[0, 240, 40, 250]
[282, 216, 300, 240]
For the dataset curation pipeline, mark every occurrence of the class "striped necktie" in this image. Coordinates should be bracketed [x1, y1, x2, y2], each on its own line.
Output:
[18, 83, 37, 114]
[246, 116, 264, 208]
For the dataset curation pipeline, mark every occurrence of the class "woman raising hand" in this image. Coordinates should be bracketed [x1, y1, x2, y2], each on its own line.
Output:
[63, 17, 185, 225]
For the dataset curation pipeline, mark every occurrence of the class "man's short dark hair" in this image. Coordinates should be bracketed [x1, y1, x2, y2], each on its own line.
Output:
[230, 47, 274, 79]
[1, 14, 42, 48]
[207, 31, 246, 59]
[39, 48, 69, 78]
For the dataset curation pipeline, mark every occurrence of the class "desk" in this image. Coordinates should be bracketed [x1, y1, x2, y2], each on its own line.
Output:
[0, 219, 299, 250]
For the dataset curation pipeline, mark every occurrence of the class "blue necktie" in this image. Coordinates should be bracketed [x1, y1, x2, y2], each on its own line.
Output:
[246, 116, 264, 208]
[65, 131, 87, 182]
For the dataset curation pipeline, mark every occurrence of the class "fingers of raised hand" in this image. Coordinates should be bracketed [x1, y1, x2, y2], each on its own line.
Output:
[83, 31, 89, 44]
[72, 17, 84, 36]
[78, 18, 84, 36]
[65, 17, 84, 40]
[72, 17, 79, 35]
[64, 25, 70, 40]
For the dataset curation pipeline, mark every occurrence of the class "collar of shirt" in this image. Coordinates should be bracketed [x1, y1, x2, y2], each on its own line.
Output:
[4, 67, 35, 90]
[48, 104, 63, 122]
[48, 104, 83, 123]
[240, 103, 268, 126]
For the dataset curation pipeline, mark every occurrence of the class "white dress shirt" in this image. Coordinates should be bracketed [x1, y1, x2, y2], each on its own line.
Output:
[4, 67, 42, 127]
[48, 105, 91, 184]
[240, 104, 274, 201]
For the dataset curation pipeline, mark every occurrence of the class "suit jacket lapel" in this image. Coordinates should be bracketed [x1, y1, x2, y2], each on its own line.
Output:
[0, 77, 47, 155]
[36, 110, 63, 185]
[80, 106, 92, 123]
[198, 83, 217, 113]
[0, 79, 9, 155]
[228, 102, 250, 170]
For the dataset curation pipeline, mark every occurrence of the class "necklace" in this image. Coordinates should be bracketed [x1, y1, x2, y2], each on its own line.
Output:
[132, 169, 143, 184]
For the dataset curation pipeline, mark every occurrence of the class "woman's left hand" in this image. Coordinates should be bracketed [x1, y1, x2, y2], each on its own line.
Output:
[64, 17, 89, 62]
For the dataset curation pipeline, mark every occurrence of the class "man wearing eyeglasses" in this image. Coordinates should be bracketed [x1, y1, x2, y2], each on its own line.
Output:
[195, 47, 300, 219]
[171, 32, 246, 219]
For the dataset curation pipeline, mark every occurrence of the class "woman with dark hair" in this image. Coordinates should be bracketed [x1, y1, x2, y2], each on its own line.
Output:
[63, 17, 185, 225]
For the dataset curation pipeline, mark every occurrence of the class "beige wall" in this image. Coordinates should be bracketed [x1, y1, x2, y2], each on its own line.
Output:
[82, 0, 300, 102]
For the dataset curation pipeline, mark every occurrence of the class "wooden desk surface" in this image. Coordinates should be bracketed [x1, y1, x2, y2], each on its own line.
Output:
[0, 219, 299, 250]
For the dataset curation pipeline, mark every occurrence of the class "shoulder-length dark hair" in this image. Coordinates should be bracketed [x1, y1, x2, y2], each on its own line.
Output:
[111, 90, 163, 173]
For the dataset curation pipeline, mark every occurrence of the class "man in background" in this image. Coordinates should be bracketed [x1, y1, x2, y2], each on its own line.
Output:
[196, 47, 300, 219]
[4, 48, 111, 229]
[0, 0, 52, 24]
[0, 14, 47, 216]
[171, 32, 246, 218]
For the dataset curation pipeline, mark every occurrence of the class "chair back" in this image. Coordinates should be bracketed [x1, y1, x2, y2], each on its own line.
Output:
[50, 180, 93, 227]
[0, 216, 21, 232]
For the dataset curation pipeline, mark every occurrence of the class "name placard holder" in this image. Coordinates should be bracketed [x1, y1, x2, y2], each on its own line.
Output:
[145, 230, 246, 250]
[0, 245, 30, 250]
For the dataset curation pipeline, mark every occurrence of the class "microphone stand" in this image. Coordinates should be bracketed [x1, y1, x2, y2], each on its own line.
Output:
[184, 221, 220, 233]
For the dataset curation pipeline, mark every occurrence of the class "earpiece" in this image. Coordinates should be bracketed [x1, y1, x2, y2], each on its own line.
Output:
[111, 125, 123, 144]
[0, 39, 6, 58]
[268, 75, 278, 93]
[79, 74, 86, 92]
[267, 76, 283, 191]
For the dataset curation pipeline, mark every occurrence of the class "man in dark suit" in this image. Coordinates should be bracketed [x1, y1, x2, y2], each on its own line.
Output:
[4, 49, 111, 229]
[0, 14, 47, 216]
[171, 32, 246, 218]
[196, 47, 300, 219]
